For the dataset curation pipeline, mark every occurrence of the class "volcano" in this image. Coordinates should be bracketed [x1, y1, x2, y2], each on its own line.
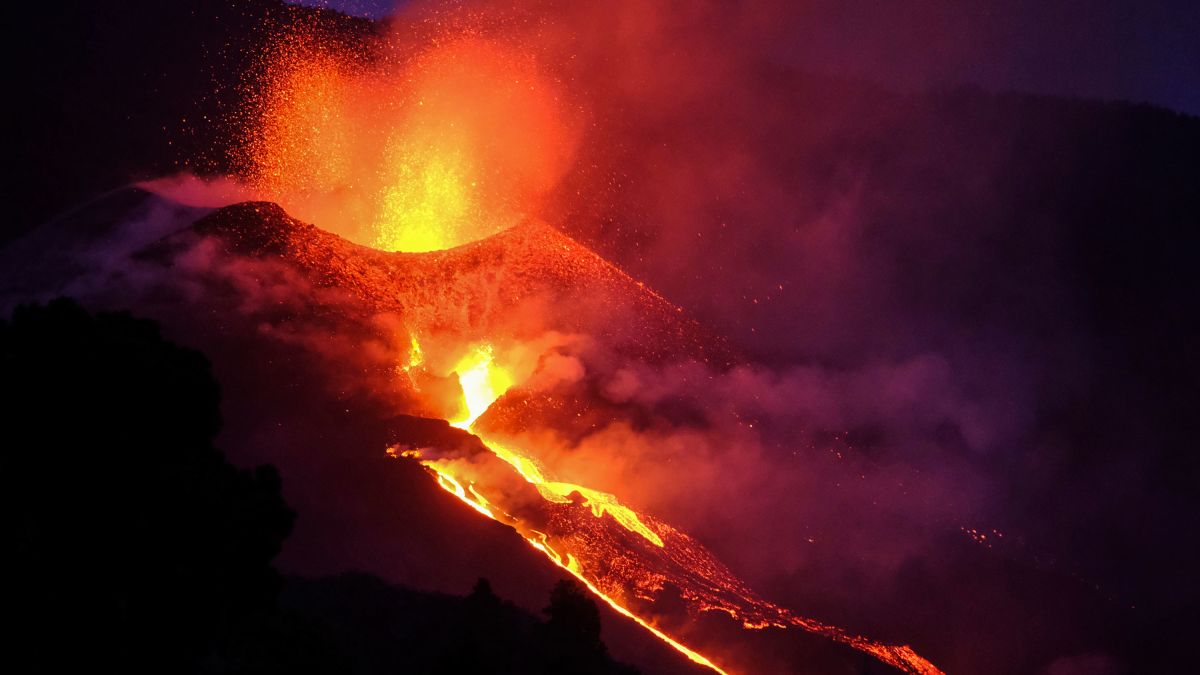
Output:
[7, 0, 1200, 672]
[186, 200, 732, 367]
[0, 188, 943, 674]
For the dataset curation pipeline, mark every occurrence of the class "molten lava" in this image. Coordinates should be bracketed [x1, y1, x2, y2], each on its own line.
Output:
[168, 193, 946, 674]
[449, 345, 513, 429]
[401, 341, 721, 671]
[399, 343, 943, 675]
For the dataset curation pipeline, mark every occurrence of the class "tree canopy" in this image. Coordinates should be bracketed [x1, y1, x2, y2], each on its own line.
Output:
[3, 298, 294, 673]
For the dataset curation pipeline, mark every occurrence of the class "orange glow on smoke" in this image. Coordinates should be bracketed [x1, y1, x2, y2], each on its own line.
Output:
[243, 34, 579, 252]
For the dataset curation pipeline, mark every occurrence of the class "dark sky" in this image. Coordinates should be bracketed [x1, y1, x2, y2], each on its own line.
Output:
[293, 0, 1199, 116]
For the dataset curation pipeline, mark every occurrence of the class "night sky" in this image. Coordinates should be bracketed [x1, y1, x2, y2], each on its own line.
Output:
[296, 0, 1200, 116]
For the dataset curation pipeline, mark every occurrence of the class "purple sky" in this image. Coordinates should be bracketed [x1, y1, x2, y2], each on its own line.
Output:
[292, 0, 1199, 116]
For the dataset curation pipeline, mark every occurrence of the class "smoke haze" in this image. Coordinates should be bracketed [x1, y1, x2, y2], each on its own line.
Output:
[4, 1, 1197, 672]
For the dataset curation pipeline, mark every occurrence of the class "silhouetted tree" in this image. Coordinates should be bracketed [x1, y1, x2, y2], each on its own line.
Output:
[467, 578, 500, 608]
[435, 578, 507, 675]
[541, 578, 609, 673]
[545, 579, 605, 653]
[2, 299, 295, 674]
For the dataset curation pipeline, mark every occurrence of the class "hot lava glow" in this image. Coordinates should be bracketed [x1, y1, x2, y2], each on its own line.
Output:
[397, 342, 943, 675]
[449, 345, 513, 430]
[399, 342, 723, 672]
[241, 30, 579, 253]
[446, 343, 664, 547]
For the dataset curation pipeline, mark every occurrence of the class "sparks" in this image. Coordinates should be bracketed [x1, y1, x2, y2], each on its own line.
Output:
[241, 34, 577, 253]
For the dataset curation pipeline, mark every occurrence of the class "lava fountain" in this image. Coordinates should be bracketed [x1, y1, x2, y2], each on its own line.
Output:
[239, 26, 580, 253]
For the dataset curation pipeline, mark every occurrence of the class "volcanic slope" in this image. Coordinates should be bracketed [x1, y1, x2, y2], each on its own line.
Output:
[188, 201, 733, 368]
[183, 202, 940, 674]
[1, 194, 942, 674]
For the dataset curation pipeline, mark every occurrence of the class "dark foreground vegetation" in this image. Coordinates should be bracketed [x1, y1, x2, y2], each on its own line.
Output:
[2, 299, 636, 675]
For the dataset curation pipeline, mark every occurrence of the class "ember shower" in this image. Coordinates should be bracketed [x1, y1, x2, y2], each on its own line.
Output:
[185, 8, 954, 675]
[238, 23, 581, 252]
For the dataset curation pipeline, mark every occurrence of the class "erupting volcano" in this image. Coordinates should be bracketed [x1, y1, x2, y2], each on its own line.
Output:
[8, 1, 1200, 674]
[161, 191, 944, 674]
[110, 11, 956, 675]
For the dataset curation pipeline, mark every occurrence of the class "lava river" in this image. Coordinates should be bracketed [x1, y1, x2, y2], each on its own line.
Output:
[397, 340, 943, 675]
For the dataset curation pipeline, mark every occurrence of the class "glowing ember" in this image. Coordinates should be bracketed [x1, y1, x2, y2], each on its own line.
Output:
[241, 32, 579, 253]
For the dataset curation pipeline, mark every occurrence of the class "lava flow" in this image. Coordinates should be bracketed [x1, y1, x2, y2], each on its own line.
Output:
[398, 340, 943, 675]
[400, 342, 725, 672]
[145, 195, 946, 674]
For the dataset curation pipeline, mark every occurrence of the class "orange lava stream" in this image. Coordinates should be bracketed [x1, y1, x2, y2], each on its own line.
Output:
[393, 343, 945, 675]
[445, 346, 664, 547]
[535, 537, 730, 675]
[409, 448, 731, 675]
[391, 344, 730, 671]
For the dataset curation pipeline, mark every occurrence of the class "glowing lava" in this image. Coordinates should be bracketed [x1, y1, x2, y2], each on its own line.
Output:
[403, 343, 720, 669]
[397, 342, 725, 672]
[449, 345, 514, 430]
[447, 344, 664, 547]
[241, 32, 579, 253]
[400, 343, 943, 675]
[178, 197, 944, 674]
[375, 140, 473, 253]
